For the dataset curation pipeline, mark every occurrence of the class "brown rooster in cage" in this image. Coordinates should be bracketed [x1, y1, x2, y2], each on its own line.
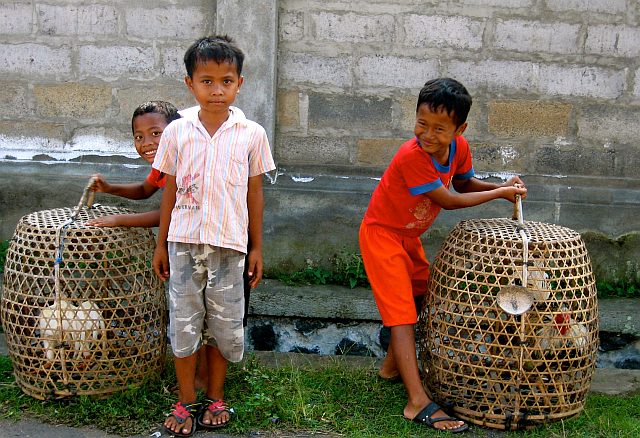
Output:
[535, 309, 589, 352]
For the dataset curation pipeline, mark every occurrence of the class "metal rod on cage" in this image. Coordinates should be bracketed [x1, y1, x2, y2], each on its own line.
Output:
[515, 196, 529, 425]
[51, 176, 97, 384]
[53, 218, 73, 383]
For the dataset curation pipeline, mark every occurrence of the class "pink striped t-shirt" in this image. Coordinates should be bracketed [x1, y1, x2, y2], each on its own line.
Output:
[152, 106, 276, 253]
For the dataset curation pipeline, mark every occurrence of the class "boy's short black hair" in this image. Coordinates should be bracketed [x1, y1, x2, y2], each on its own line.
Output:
[417, 78, 472, 128]
[183, 34, 244, 78]
[131, 101, 181, 133]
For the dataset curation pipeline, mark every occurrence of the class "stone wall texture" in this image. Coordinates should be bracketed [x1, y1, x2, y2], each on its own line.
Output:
[1, 0, 639, 286]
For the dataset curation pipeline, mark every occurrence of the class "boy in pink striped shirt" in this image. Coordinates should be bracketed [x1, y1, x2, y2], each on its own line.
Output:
[152, 35, 275, 437]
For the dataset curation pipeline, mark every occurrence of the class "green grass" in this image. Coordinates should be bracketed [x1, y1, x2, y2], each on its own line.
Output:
[0, 240, 8, 274]
[0, 355, 639, 437]
[597, 280, 640, 299]
[266, 250, 370, 289]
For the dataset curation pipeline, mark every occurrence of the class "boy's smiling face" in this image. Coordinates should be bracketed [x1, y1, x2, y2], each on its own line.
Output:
[185, 59, 243, 116]
[414, 104, 467, 165]
[133, 112, 168, 164]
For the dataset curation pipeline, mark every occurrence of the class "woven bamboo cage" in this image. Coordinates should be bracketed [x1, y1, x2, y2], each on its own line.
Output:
[0, 198, 166, 400]
[417, 199, 598, 430]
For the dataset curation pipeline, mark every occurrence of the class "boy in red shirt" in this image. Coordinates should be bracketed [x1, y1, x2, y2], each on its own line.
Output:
[360, 78, 527, 433]
[87, 100, 179, 227]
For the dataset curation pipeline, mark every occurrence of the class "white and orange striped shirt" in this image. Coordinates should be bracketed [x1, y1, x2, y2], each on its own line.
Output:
[152, 106, 276, 253]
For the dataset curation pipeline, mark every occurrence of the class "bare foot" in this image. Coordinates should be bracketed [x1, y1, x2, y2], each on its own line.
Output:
[163, 401, 198, 436]
[404, 401, 467, 432]
[378, 352, 399, 380]
[198, 398, 231, 429]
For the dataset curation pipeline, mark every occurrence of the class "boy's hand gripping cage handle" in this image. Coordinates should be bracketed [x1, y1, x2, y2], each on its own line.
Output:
[73, 176, 98, 218]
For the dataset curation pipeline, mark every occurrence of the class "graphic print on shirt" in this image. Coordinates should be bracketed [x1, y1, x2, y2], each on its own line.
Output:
[405, 175, 453, 230]
[406, 198, 438, 230]
[176, 172, 200, 210]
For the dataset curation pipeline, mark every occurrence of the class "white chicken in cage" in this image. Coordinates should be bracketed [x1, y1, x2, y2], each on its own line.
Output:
[38, 299, 106, 362]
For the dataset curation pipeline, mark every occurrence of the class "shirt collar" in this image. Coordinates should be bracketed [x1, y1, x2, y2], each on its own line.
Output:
[179, 105, 247, 130]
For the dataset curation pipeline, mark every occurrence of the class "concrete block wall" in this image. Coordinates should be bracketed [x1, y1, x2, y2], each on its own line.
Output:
[276, 0, 639, 178]
[272, 0, 640, 283]
[0, 0, 213, 161]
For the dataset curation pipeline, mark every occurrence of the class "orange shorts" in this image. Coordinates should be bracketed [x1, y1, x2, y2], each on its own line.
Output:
[359, 221, 430, 327]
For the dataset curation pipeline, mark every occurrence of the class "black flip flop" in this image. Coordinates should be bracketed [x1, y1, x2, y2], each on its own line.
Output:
[407, 401, 469, 433]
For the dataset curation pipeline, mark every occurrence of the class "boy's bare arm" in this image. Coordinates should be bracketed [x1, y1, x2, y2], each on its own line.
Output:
[87, 210, 160, 228]
[90, 173, 159, 200]
[246, 174, 265, 289]
[427, 178, 527, 210]
[453, 175, 525, 193]
[152, 175, 176, 281]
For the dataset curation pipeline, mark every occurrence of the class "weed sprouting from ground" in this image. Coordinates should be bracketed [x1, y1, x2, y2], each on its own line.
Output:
[265, 249, 370, 289]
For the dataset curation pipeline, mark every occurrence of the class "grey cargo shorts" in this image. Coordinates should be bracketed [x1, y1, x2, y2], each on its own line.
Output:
[168, 242, 245, 362]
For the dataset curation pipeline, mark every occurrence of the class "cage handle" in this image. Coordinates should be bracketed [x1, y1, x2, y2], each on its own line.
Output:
[511, 193, 524, 227]
[74, 176, 98, 215]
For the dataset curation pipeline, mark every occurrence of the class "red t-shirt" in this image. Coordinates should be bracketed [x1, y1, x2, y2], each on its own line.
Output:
[363, 136, 474, 237]
[146, 168, 167, 189]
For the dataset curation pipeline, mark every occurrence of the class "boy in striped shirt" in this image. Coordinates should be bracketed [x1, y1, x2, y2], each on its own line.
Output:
[153, 35, 275, 436]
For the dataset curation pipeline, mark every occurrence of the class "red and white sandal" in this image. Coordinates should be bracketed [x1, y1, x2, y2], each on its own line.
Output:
[163, 401, 200, 437]
[196, 397, 233, 430]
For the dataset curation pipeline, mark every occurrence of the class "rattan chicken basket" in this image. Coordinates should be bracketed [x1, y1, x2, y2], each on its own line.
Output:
[417, 198, 598, 430]
[1, 189, 166, 400]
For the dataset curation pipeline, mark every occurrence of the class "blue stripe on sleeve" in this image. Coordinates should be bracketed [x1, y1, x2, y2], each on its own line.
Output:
[409, 179, 443, 196]
[453, 168, 475, 180]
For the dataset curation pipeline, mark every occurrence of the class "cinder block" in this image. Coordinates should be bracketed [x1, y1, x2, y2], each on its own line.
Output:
[279, 11, 303, 41]
[0, 3, 33, 35]
[463, 102, 483, 139]
[531, 143, 616, 177]
[308, 93, 392, 131]
[310, 12, 394, 43]
[79, 45, 156, 81]
[545, 0, 625, 13]
[398, 96, 417, 133]
[460, 0, 532, 6]
[613, 143, 640, 179]
[275, 135, 350, 165]
[0, 121, 67, 157]
[494, 20, 580, 54]
[403, 14, 483, 49]
[34, 83, 113, 119]
[160, 46, 186, 79]
[471, 141, 527, 173]
[577, 106, 640, 143]
[0, 43, 72, 77]
[115, 85, 194, 125]
[539, 65, 626, 99]
[356, 138, 404, 167]
[279, 53, 351, 88]
[0, 83, 29, 117]
[447, 60, 537, 92]
[586, 25, 640, 58]
[355, 56, 438, 89]
[488, 101, 571, 137]
[277, 90, 300, 127]
[125, 6, 209, 39]
[69, 126, 131, 156]
[37, 4, 119, 36]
